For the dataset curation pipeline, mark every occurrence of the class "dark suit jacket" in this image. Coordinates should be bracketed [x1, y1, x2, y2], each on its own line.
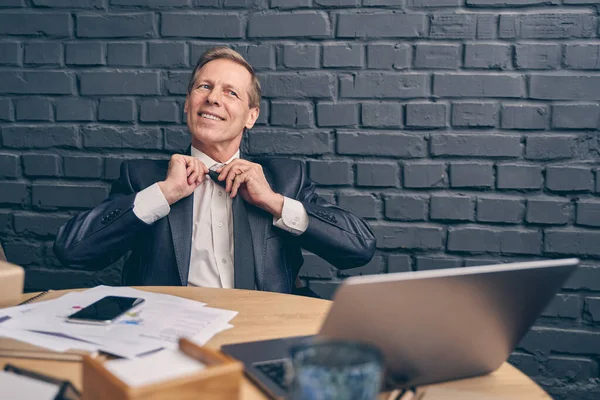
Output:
[54, 156, 376, 294]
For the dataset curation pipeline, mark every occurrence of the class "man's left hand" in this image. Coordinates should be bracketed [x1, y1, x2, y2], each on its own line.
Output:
[216, 159, 284, 218]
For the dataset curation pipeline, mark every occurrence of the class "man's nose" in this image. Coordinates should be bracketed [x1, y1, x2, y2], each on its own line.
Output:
[206, 89, 221, 105]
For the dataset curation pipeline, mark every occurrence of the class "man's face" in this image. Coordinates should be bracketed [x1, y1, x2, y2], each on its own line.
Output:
[184, 58, 259, 153]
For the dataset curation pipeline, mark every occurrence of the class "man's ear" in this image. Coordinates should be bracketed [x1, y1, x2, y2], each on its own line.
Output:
[245, 107, 260, 130]
[184, 97, 189, 114]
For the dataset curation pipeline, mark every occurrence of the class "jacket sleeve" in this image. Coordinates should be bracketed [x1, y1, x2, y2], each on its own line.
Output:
[294, 165, 377, 270]
[53, 161, 155, 269]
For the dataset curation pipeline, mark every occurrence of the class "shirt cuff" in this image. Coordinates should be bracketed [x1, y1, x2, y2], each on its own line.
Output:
[133, 183, 170, 224]
[273, 197, 308, 235]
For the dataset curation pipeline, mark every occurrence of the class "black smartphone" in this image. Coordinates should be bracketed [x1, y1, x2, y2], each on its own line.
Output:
[65, 296, 145, 325]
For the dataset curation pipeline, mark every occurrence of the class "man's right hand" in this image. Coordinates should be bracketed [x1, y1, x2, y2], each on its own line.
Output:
[158, 154, 208, 205]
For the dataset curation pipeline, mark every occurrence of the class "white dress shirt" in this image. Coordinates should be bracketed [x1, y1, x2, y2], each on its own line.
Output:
[132, 147, 309, 288]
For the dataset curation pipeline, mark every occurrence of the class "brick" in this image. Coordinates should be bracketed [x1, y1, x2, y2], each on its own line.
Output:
[76, 13, 154, 38]
[547, 356, 598, 381]
[65, 42, 104, 65]
[0, 98, 13, 122]
[22, 154, 60, 177]
[577, 201, 600, 227]
[80, 72, 160, 95]
[468, 0, 558, 5]
[586, 297, 600, 322]
[248, 12, 329, 38]
[15, 97, 52, 122]
[433, 74, 524, 98]
[189, 42, 224, 64]
[14, 213, 72, 236]
[0, 71, 73, 95]
[24, 42, 61, 66]
[448, 227, 541, 255]
[3, 242, 41, 265]
[552, 104, 599, 129]
[403, 162, 446, 188]
[362, 103, 403, 128]
[315, 0, 359, 5]
[406, 103, 446, 128]
[337, 12, 426, 38]
[363, 0, 404, 4]
[497, 164, 543, 190]
[565, 266, 600, 290]
[261, 72, 334, 98]
[367, 44, 410, 70]
[282, 44, 319, 69]
[415, 256, 462, 271]
[0, 0, 23, 6]
[340, 73, 427, 99]
[111, 0, 188, 5]
[464, 44, 511, 69]
[0, 12, 71, 36]
[388, 254, 412, 273]
[530, 75, 600, 101]
[98, 99, 136, 122]
[104, 157, 127, 180]
[414, 44, 461, 69]
[385, 195, 428, 221]
[299, 252, 335, 279]
[55, 98, 95, 122]
[372, 224, 444, 250]
[63, 156, 102, 178]
[0, 41, 20, 65]
[0, 212, 12, 235]
[501, 104, 548, 130]
[34, 0, 104, 7]
[139, 99, 179, 123]
[271, 0, 311, 8]
[0, 182, 27, 204]
[431, 134, 521, 158]
[476, 14, 496, 39]
[337, 131, 425, 157]
[565, 45, 600, 70]
[308, 281, 340, 300]
[546, 166, 593, 192]
[32, 184, 108, 208]
[316, 103, 357, 127]
[449, 162, 494, 188]
[499, 13, 595, 39]
[545, 230, 600, 257]
[148, 42, 186, 67]
[451, 102, 498, 127]
[356, 162, 398, 187]
[430, 195, 473, 221]
[541, 294, 581, 319]
[515, 44, 560, 70]
[166, 72, 188, 95]
[520, 327, 600, 356]
[2, 126, 78, 149]
[309, 161, 352, 186]
[323, 44, 363, 68]
[477, 197, 524, 224]
[164, 127, 190, 153]
[430, 13, 477, 39]
[248, 129, 330, 155]
[270, 101, 313, 127]
[256, 100, 269, 126]
[0, 154, 18, 178]
[233, 44, 274, 70]
[337, 194, 377, 219]
[526, 198, 571, 225]
[339, 256, 384, 277]
[107, 42, 145, 66]
[82, 127, 161, 149]
[525, 136, 574, 160]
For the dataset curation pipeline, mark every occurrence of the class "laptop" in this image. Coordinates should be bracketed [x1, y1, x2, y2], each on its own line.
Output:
[222, 258, 579, 398]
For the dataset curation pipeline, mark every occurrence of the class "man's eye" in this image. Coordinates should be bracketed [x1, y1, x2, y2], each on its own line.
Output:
[229, 90, 238, 98]
[197, 84, 210, 90]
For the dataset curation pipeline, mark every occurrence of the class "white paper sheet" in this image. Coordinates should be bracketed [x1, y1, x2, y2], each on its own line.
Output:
[0, 370, 61, 400]
[105, 348, 205, 387]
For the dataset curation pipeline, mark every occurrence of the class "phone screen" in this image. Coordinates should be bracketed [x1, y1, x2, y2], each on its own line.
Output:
[67, 296, 145, 323]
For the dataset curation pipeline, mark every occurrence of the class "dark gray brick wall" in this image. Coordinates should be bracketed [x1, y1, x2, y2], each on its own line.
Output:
[0, 2, 599, 398]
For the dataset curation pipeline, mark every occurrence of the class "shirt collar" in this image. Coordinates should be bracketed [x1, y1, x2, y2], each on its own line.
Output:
[190, 146, 239, 168]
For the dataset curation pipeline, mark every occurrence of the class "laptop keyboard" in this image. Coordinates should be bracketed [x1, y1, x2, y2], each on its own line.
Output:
[253, 359, 293, 391]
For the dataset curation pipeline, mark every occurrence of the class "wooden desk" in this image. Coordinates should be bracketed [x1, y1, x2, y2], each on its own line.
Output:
[2, 287, 551, 399]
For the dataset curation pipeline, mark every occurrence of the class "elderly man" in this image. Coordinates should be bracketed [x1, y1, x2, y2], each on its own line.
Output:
[54, 47, 376, 294]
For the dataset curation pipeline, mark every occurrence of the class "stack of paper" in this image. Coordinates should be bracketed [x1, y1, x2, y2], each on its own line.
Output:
[0, 286, 237, 359]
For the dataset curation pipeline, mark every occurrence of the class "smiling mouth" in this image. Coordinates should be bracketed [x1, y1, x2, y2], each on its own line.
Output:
[199, 112, 224, 121]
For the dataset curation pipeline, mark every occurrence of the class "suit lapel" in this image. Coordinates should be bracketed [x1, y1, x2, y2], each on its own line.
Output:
[167, 193, 193, 285]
